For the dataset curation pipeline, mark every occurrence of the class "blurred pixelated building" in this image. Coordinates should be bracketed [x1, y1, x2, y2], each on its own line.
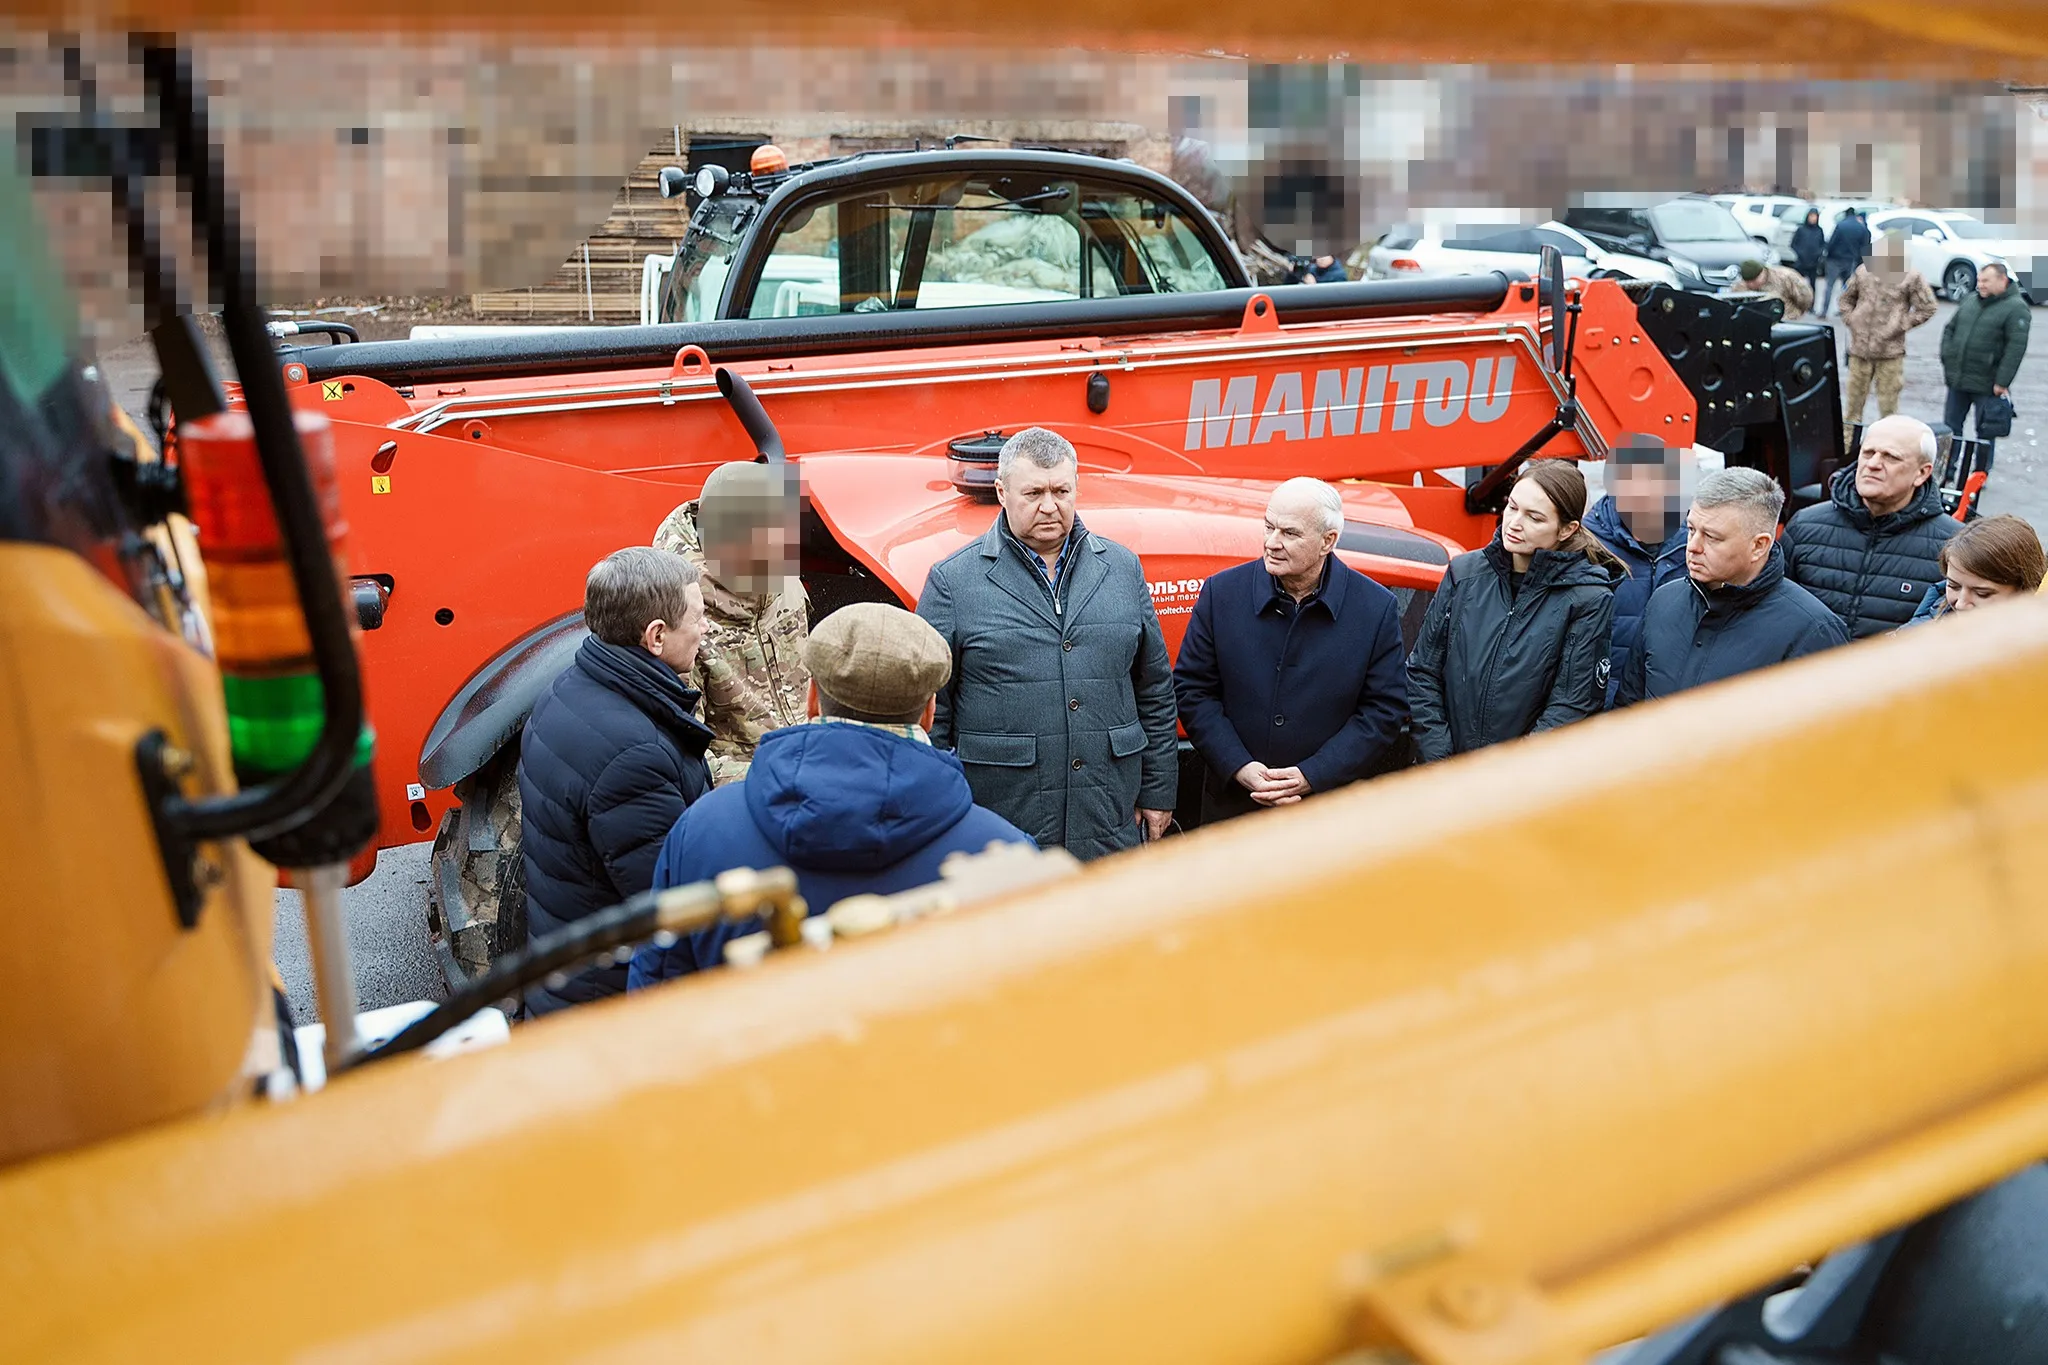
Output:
[9, 40, 2048, 324]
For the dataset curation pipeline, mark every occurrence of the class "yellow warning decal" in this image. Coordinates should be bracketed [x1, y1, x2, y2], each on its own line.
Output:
[371, 475, 392, 495]
[322, 381, 345, 401]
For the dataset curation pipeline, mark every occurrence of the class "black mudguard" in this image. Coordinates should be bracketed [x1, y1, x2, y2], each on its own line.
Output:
[417, 610, 586, 791]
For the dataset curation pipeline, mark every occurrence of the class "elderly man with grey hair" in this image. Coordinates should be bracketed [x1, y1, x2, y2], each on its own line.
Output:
[1781, 413, 1959, 638]
[1617, 467, 1846, 706]
[917, 427, 1179, 860]
[1173, 476, 1410, 823]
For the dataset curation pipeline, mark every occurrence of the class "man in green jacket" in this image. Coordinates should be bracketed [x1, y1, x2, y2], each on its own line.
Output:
[1940, 261, 2031, 472]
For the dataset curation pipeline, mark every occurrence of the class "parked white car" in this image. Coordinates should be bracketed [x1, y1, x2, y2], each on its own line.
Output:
[1710, 194, 1809, 248]
[1768, 198, 1894, 265]
[1866, 209, 2043, 302]
[1363, 220, 1679, 287]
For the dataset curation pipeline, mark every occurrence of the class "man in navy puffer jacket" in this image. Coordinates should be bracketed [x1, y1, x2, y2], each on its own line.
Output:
[1584, 437, 1690, 706]
[630, 603, 1033, 985]
[519, 547, 714, 1016]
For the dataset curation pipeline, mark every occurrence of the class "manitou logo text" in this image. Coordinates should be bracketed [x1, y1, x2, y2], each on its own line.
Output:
[1183, 359, 1517, 451]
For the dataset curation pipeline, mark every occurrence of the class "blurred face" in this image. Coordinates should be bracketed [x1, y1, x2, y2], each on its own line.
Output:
[705, 521, 794, 597]
[1943, 562, 2024, 612]
[1611, 456, 1683, 544]
[1263, 490, 1339, 584]
[1856, 423, 1933, 515]
[1980, 265, 2010, 299]
[1869, 239, 1906, 282]
[1501, 478, 1572, 557]
[1686, 502, 1771, 588]
[998, 458, 1078, 556]
[645, 583, 708, 676]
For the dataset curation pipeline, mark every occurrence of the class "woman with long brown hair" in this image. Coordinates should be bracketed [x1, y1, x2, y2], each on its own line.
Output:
[1409, 459, 1628, 761]
[1909, 514, 2047, 621]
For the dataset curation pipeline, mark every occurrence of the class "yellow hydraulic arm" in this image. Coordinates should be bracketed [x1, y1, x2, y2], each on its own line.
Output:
[3, 601, 2045, 1364]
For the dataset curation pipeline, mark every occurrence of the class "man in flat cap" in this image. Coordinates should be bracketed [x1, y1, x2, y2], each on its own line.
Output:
[628, 602, 1034, 985]
[654, 462, 810, 787]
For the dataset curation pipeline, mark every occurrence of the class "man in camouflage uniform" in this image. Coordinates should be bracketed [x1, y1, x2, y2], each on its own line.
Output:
[654, 461, 810, 786]
[1835, 234, 1939, 448]
[1732, 258, 1814, 319]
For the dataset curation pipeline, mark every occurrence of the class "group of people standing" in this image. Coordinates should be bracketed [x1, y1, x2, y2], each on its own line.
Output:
[1770, 204, 2031, 468]
[509, 421, 2042, 1016]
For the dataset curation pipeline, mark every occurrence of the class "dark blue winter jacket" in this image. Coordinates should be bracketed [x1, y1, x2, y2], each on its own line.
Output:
[1172, 555, 1409, 820]
[517, 635, 713, 1015]
[1584, 495, 1688, 706]
[1616, 544, 1847, 705]
[629, 720, 1034, 985]
[1825, 214, 1872, 270]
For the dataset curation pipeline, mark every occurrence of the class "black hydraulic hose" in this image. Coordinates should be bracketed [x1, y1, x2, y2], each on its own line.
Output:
[138, 41, 365, 844]
[714, 366, 785, 463]
[360, 867, 801, 1065]
[284, 274, 1519, 387]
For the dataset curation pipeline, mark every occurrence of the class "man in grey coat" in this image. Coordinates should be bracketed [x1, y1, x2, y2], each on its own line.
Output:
[917, 427, 1179, 860]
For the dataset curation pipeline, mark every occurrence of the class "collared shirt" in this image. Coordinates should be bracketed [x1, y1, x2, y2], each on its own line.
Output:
[817, 714, 932, 745]
[999, 513, 1088, 616]
[1258, 554, 1337, 621]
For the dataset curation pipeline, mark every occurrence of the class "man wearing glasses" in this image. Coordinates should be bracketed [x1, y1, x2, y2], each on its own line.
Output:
[1781, 414, 1959, 638]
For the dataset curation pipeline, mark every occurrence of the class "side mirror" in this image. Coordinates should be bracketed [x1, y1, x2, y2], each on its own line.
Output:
[658, 166, 689, 201]
[1922, 228, 1943, 241]
[1537, 244, 1567, 373]
[1627, 233, 1653, 253]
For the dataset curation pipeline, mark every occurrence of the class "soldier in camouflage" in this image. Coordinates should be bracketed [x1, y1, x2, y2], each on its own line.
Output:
[654, 461, 811, 786]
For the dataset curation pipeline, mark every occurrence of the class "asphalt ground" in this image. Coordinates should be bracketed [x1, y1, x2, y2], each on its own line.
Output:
[96, 295, 2045, 1022]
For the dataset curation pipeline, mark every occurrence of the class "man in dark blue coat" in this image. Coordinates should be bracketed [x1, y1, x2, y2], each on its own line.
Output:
[518, 546, 714, 1015]
[1617, 468, 1846, 705]
[630, 603, 1033, 985]
[1821, 208, 1872, 318]
[1173, 477, 1410, 822]
[1585, 436, 1690, 706]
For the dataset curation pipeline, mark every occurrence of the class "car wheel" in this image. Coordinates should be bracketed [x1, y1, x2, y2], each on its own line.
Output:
[1945, 262, 1977, 301]
[427, 752, 527, 989]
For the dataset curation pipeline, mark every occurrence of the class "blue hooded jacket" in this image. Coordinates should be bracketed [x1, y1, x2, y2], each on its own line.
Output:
[1584, 495, 1688, 706]
[629, 721, 1034, 985]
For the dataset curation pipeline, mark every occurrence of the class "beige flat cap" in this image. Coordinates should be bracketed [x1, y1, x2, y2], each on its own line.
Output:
[805, 603, 953, 717]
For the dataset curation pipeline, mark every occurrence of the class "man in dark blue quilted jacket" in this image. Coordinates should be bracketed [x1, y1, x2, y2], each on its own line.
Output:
[1782, 414, 1959, 639]
[517, 547, 713, 1016]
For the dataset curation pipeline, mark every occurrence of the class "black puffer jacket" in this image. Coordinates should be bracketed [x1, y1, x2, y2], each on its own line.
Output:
[517, 635, 713, 1015]
[1408, 539, 1621, 762]
[1616, 544, 1847, 705]
[1782, 465, 1959, 638]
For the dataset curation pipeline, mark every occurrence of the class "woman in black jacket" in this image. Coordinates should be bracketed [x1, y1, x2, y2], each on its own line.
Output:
[1409, 460, 1625, 762]
[1790, 208, 1826, 297]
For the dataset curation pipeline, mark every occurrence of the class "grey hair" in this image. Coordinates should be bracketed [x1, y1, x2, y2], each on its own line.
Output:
[1692, 466, 1785, 536]
[996, 427, 1078, 485]
[1270, 476, 1345, 537]
[584, 545, 700, 648]
[1983, 260, 2011, 281]
[1864, 413, 1939, 465]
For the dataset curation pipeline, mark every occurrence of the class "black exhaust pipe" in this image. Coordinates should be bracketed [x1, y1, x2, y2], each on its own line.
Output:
[715, 367, 784, 464]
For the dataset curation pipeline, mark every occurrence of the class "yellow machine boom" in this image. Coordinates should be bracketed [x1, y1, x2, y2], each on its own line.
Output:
[4, 601, 2045, 1364]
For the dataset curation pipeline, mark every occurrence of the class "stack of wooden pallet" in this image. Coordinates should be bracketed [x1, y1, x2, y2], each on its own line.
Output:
[472, 143, 690, 322]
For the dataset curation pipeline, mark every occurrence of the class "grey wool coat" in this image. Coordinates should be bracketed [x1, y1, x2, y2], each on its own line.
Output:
[918, 515, 1180, 861]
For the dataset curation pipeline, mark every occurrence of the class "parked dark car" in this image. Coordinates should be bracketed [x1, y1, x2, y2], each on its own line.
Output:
[1565, 197, 1771, 290]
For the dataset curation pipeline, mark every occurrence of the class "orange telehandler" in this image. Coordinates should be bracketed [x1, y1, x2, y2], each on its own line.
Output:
[255, 139, 1841, 979]
[3, 18, 2047, 1365]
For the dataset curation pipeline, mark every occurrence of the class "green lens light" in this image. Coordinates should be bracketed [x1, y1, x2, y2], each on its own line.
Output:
[221, 672, 376, 773]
